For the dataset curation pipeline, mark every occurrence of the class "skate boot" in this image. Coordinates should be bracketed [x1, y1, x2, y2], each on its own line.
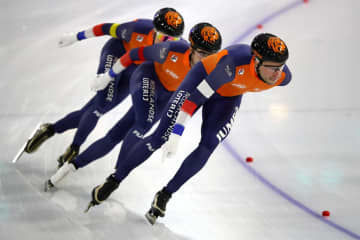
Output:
[44, 161, 77, 192]
[145, 187, 172, 225]
[85, 174, 120, 212]
[57, 145, 79, 168]
[25, 123, 55, 153]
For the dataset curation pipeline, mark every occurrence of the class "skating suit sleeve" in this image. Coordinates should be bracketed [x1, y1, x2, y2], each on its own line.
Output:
[125, 40, 191, 91]
[76, 19, 155, 61]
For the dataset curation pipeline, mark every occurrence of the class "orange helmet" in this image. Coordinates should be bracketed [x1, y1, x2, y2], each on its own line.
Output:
[153, 8, 184, 37]
[251, 33, 289, 63]
[189, 22, 222, 53]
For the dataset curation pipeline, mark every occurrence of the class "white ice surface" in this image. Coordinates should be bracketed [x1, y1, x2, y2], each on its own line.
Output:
[1, 0, 359, 239]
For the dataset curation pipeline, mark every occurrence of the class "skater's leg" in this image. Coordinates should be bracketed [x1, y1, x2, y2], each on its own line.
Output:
[24, 96, 96, 153]
[70, 63, 136, 148]
[165, 95, 242, 194]
[57, 64, 137, 168]
[52, 96, 98, 133]
[115, 62, 171, 168]
[113, 88, 188, 182]
[74, 107, 135, 168]
[45, 108, 135, 191]
[146, 95, 242, 224]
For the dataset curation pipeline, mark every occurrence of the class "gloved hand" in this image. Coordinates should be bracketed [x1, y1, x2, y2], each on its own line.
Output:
[90, 73, 113, 92]
[161, 134, 181, 160]
[58, 33, 78, 48]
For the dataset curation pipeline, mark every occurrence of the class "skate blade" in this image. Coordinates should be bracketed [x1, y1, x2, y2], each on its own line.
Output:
[84, 201, 95, 213]
[12, 123, 41, 163]
[44, 180, 56, 192]
[145, 211, 157, 225]
[12, 142, 26, 163]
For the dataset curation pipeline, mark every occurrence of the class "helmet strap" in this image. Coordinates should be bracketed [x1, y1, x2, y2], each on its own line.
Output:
[152, 31, 156, 44]
[254, 57, 266, 83]
[189, 49, 195, 67]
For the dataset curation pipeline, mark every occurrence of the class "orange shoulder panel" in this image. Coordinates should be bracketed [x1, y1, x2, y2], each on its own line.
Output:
[122, 30, 154, 65]
[154, 49, 191, 91]
[216, 57, 286, 97]
[201, 49, 228, 75]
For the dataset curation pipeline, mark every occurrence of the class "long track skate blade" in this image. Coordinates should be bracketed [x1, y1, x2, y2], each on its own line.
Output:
[12, 123, 41, 163]
[145, 211, 157, 225]
[12, 142, 26, 163]
[44, 179, 55, 192]
[84, 202, 95, 213]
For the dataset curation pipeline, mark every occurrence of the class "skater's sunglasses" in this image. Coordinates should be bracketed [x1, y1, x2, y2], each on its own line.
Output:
[156, 32, 181, 42]
[262, 63, 285, 72]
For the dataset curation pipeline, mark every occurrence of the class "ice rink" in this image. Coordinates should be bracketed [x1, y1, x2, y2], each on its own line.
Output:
[1, 0, 360, 239]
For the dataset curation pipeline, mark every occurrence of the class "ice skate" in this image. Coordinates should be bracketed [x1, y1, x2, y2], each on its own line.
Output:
[57, 145, 79, 168]
[145, 207, 162, 225]
[24, 123, 55, 153]
[44, 179, 56, 192]
[12, 123, 42, 163]
[12, 142, 29, 164]
[85, 174, 120, 213]
[145, 188, 172, 225]
[44, 161, 77, 192]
